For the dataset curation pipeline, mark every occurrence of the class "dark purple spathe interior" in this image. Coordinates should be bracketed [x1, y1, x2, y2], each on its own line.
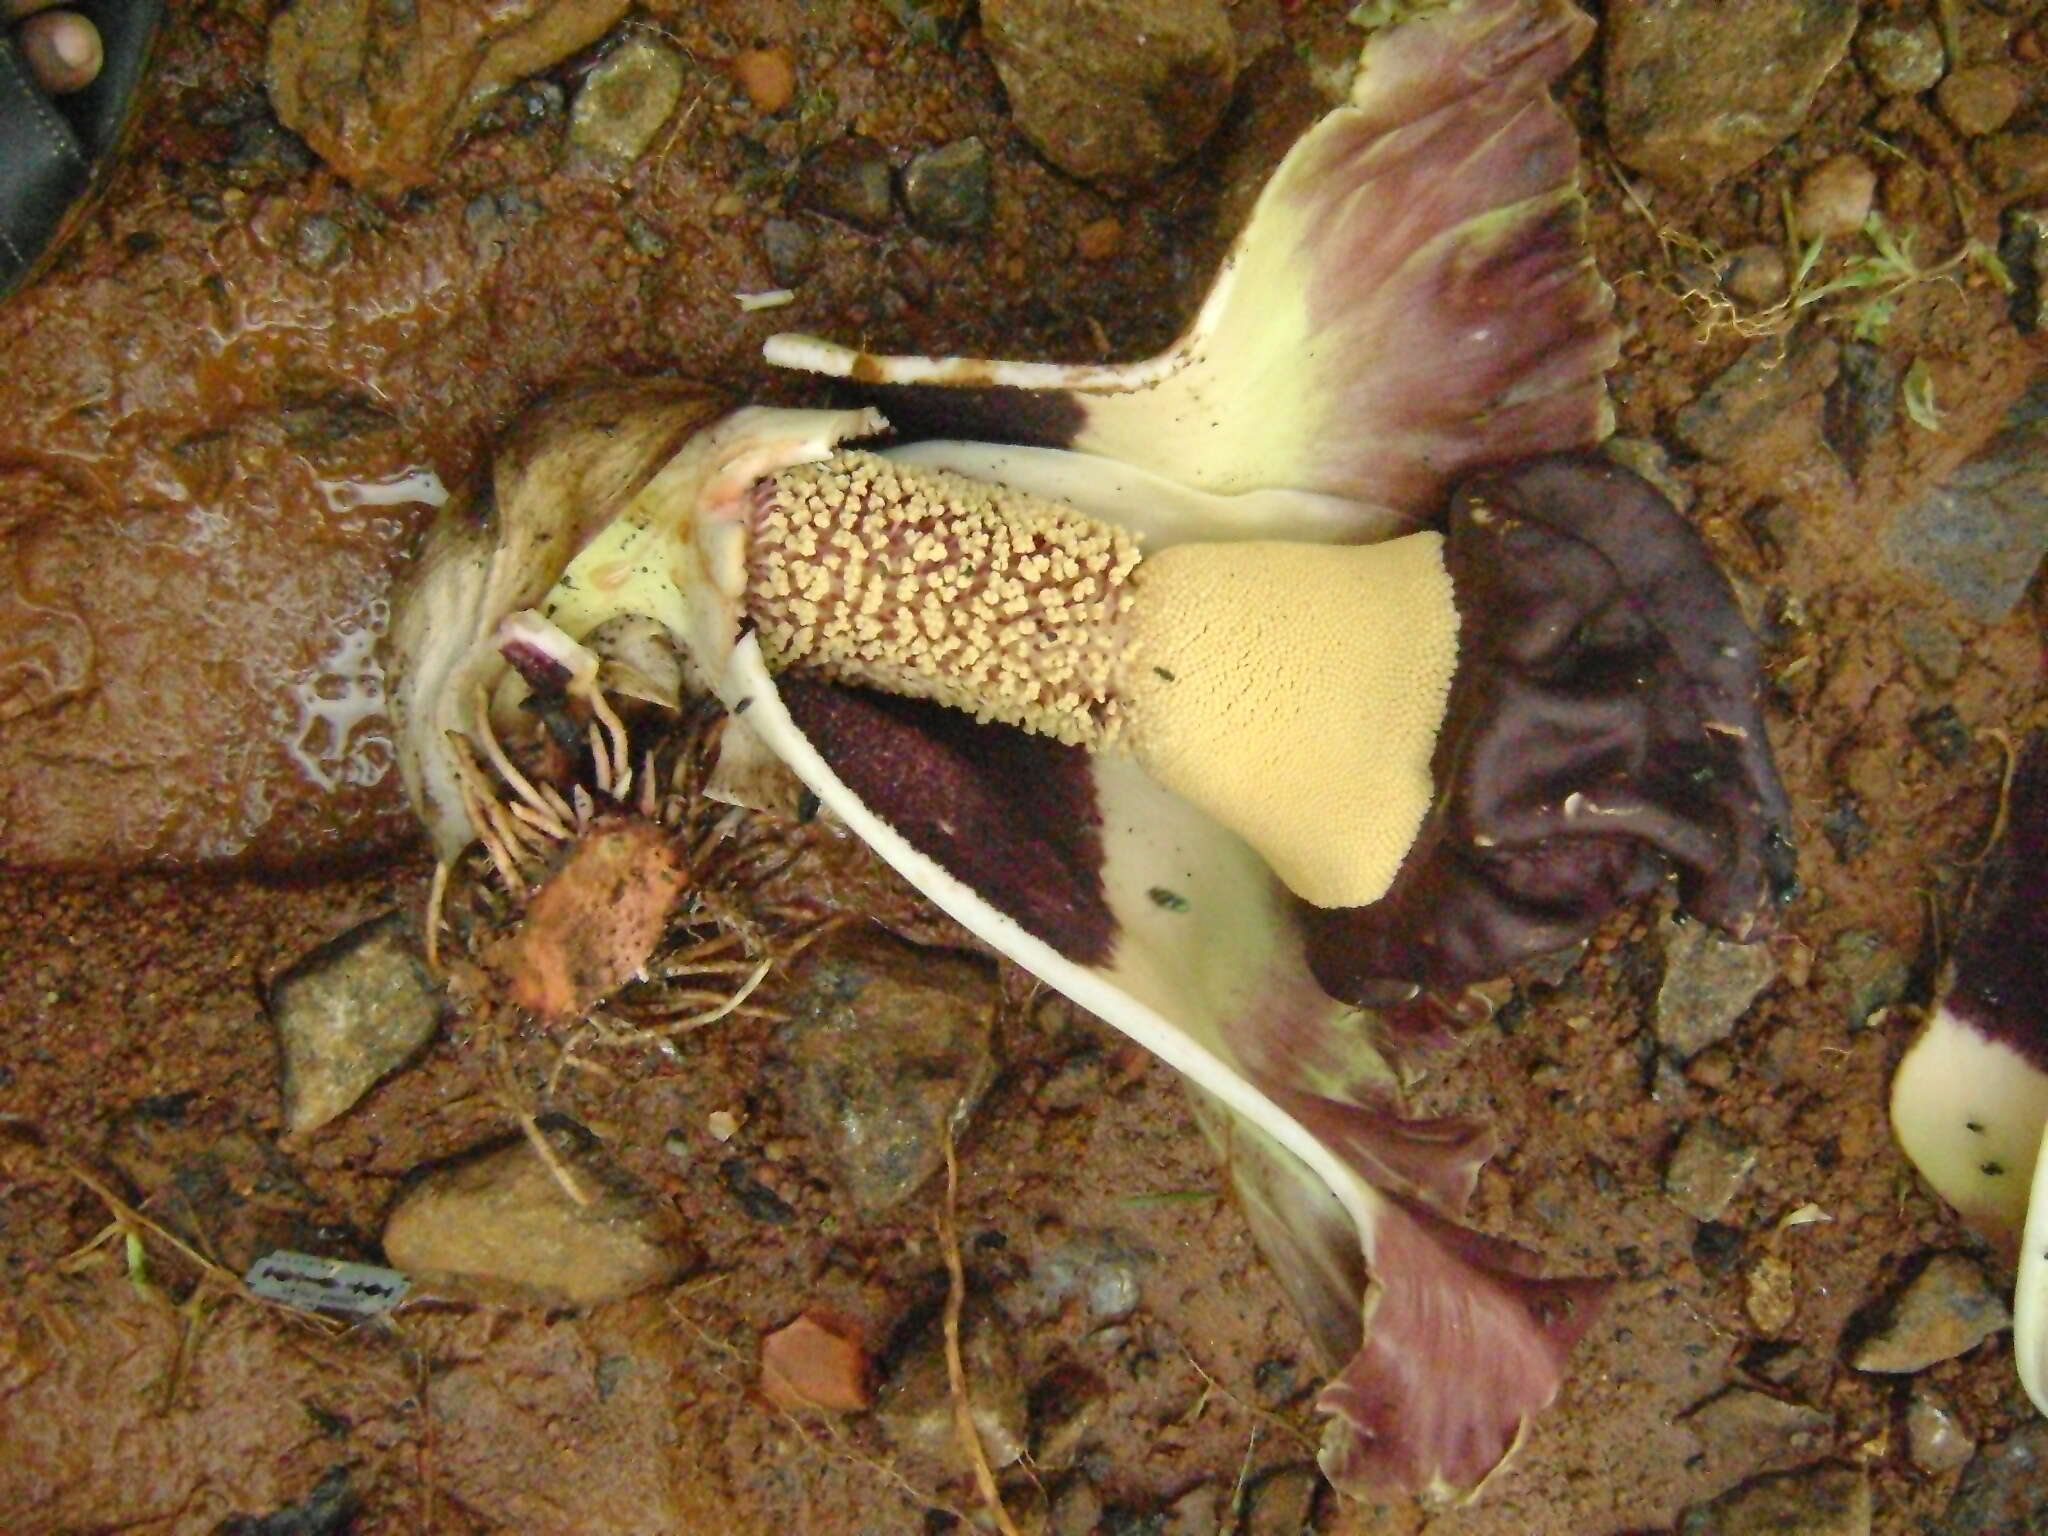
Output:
[1305, 453, 1796, 999]
[776, 677, 1116, 966]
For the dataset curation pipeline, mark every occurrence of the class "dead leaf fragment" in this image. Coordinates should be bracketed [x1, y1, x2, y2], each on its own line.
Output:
[761, 1310, 870, 1412]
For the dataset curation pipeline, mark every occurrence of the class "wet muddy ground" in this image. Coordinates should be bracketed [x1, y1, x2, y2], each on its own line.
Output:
[2, 0, 2045, 1532]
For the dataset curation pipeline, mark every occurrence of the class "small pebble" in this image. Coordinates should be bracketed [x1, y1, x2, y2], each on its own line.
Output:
[1076, 215, 1124, 261]
[1936, 65, 2023, 139]
[1745, 1253, 1798, 1334]
[291, 212, 348, 272]
[1854, 18, 1947, 97]
[732, 47, 796, 114]
[1905, 1390, 1974, 1474]
[1666, 1118, 1759, 1223]
[900, 137, 992, 236]
[1795, 154, 1877, 241]
[1723, 244, 1789, 308]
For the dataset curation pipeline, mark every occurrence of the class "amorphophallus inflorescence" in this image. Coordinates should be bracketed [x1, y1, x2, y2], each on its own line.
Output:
[387, 0, 1792, 1500]
[1890, 732, 2048, 1415]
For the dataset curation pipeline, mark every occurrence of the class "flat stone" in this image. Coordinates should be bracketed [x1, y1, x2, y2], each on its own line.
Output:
[1886, 376, 2048, 622]
[1905, 1390, 1975, 1475]
[1605, 0, 1858, 190]
[779, 929, 998, 1214]
[1930, 1421, 2048, 1534]
[1852, 1253, 2010, 1373]
[900, 138, 992, 237]
[793, 135, 896, 230]
[1654, 912, 1781, 1059]
[1822, 929, 1911, 1029]
[270, 910, 442, 1137]
[267, 0, 629, 196]
[1937, 65, 2024, 138]
[1673, 334, 1841, 464]
[1678, 1464, 1872, 1536]
[567, 36, 686, 177]
[382, 1129, 697, 1307]
[983, 0, 1237, 187]
[1683, 1387, 1834, 1475]
[1666, 1118, 1760, 1222]
[1854, 18, 1946, 98]
[876, 1300, 1028, 1475]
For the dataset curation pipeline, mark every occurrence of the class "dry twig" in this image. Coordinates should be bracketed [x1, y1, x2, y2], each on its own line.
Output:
[939, 1124, 1021, 1536]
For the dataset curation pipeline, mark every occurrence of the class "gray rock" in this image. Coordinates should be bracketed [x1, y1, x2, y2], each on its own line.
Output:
[1821, 929, 1910, 1029]
[1021, 1230, 1151, 1326]
[382, 1128, 698, 1307]
[793, 136, 896, 231]
[1683, 1387, 1834, 1476]
[291, 213, 349, 273]
[983, 0, 1237, 187]
[759, 217, 818, 285]
[567, 36, 686, 177]
[1605, 0, 1858, 189]
[1937, 65, 2024, 139]
[1673, 333, 1841, 464]
[900, 138, 992, 237]
[270, 911, 441, 1137]
[1905, 1389, 1975, 1475]
[1654, 912, 1780, 1059]
[1678, 1464, 1872, 1535]
[1852, 1253, 2010, 1373]
[1666, 1118, 1759, 1222]
[1853, 18, 1945, 98]
[1999, 205, 2047, 335]
[779, 929, 997, 1214]
[1931, 1421, 2048, 1534]
[876, 1300, 1028, 1474]
[1886, 376, 2048, 622]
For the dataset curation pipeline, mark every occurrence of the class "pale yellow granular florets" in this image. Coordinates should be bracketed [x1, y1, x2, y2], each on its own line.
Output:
[749, 452, 1143, 745]
[1116, 536, 1458, 909]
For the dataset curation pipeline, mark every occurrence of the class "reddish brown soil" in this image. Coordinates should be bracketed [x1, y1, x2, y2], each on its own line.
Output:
[2, 1, 2044, 1533]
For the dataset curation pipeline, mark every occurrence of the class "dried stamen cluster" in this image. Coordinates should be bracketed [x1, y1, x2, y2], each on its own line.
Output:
[748, 452, 1143, 746]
